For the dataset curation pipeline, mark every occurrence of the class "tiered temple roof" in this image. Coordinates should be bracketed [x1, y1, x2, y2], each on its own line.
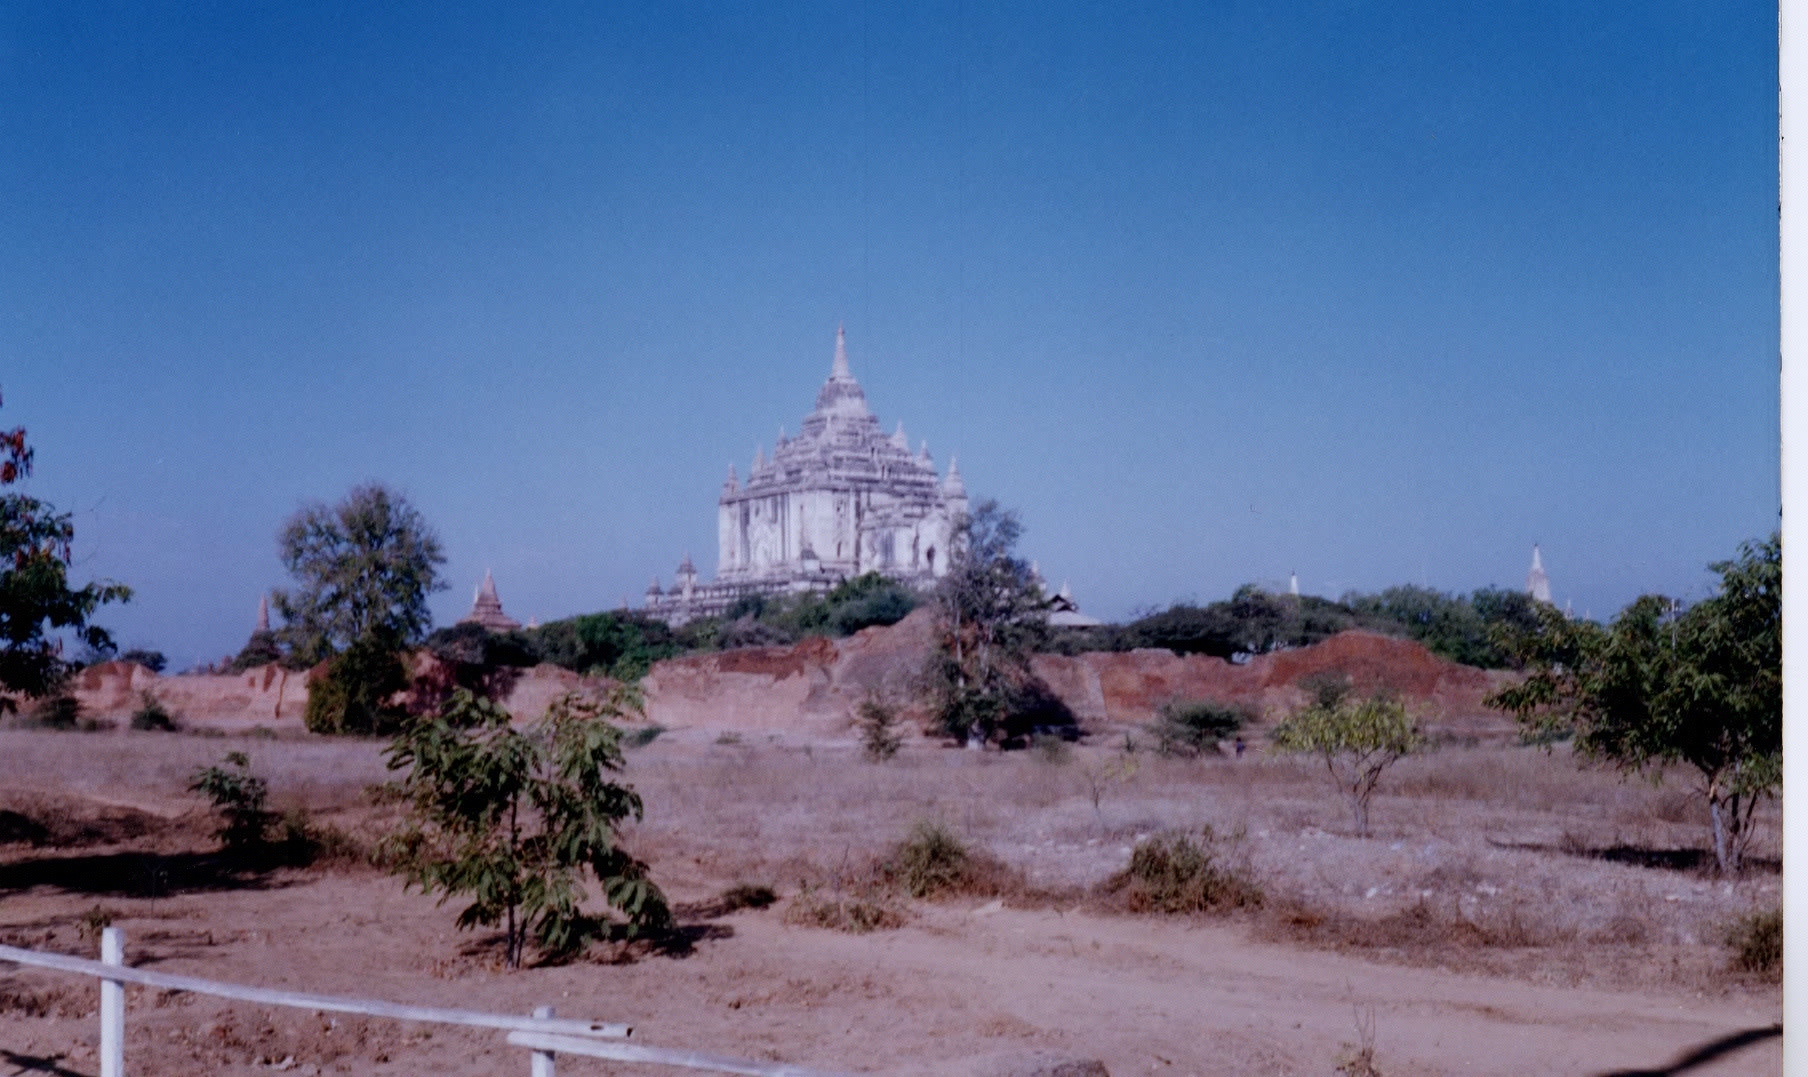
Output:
[461, 569, 522, 632]
[646, 327, 967, 625]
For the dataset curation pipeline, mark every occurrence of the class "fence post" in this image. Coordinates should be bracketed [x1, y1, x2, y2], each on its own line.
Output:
[530, 1005, 555, 1077]
[99, 926, 124, 1077]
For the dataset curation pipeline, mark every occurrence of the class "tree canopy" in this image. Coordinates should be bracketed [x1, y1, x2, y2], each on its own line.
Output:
[273, 484, 446, 734]
[1487, 534, 1780, 875]
[273, 483, 447, 666]
[923, 500, 1070, 745]
[0, 409, 130, 712]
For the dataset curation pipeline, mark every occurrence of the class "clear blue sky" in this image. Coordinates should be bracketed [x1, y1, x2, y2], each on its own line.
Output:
[2, 1, 1778, 668]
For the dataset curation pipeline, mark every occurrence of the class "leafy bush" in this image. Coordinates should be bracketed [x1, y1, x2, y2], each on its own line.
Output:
[383, 687, 670, 967]
[1103, 829, 1261, 913]
[304, 637, 410, 735]
[273, 808, 367, 867]
[1149, 699, 1247, 758]
[189, 752, 275, 850]
[25, 695, 81, 730]
[857, 694, 903, 762]
[1724, 908, 1782, 978]
[130, 691, 177, 731]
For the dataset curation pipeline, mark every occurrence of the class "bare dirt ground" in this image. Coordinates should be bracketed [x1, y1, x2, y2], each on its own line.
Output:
[0, 727, 1782, 1076]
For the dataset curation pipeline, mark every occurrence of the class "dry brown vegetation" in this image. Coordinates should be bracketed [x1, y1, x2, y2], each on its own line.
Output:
[0, 725, 1783, 1075]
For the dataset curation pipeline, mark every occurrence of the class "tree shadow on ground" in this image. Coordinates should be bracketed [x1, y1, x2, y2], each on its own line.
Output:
[1487, 838, 1780, 875]
[1592, 1023, 1781, 1076]
[0, 1050, 87, 1077]
[0, 848, 303, 899]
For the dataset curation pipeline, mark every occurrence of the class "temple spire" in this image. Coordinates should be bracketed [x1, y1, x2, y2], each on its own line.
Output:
[832, 323, 851, 379]
[1527, 544, 1552, 604]
[461, 569, 521, 631]
[256, 594, 270, 633]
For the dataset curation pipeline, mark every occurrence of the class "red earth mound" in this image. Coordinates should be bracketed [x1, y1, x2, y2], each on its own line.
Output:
[64, 617, 1516, 742]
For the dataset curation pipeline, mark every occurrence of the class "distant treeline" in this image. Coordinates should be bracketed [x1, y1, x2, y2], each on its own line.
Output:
[1047, 584, 1543, 670]
[418, 571, 921, 681]
[233, 574, 1538, 682]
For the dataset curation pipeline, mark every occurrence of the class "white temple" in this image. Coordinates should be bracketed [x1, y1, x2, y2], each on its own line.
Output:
[1526, 545, 1552, 605]
[645, 327, 968, 625]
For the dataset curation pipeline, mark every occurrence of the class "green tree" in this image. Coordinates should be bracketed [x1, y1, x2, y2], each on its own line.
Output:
[383, 687, 670, 967]
[0, 410, 131, 713]
[304, 635, 412, 735]
[1272, 679, 1420, 837]
[525, 611, 682, 680]
[1343, 585, 1541, 669]
[924, 500, 1058, 746]
[273, 485, 446, 733]
[1487, 535, 1780, 875]
[272, 483, 446, 667]
[1149, 699, 1248, 758]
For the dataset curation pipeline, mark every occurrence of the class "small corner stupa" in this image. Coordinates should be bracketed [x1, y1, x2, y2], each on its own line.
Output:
[461, 570, 522, 632]
[1526, 545, 1552, 605]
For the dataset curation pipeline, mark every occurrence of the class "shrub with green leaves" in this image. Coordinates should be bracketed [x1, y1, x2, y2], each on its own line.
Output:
[383, 687, 670, 967]
[304, 636, 410, 735]
[1149, 699, 1246, 758]
[1272, 681, 1419, 837]
[189, 751, 274, 850]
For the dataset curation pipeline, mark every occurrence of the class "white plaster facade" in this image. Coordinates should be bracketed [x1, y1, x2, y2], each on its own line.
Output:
[646, 328, 967, 625]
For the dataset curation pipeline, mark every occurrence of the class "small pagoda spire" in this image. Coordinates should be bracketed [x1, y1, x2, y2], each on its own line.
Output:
[461, 569, 521, 632]
[943, 455, 966, 498]
[1527, 544, 1552, 604]
[831, 323, 851, 379]
[256, 594, 270, 634]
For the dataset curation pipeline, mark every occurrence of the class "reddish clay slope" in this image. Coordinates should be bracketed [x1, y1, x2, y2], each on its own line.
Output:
[65, 618, 1514, 741]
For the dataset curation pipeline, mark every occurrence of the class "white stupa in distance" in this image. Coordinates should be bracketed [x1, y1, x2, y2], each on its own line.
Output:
[1527, 545, 1552, 604]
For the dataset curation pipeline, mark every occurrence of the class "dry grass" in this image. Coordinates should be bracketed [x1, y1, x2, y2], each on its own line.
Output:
[781, 885, 908, 933]
[0, 725, 1782, 993]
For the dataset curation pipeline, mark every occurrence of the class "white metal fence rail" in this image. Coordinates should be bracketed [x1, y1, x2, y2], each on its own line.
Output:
[0, 928, 847, 1076]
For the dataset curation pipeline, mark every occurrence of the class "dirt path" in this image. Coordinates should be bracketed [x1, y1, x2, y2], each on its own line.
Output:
[0, 872, 1780, 1076]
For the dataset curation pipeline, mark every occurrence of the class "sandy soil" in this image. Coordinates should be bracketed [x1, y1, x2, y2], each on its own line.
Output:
[0, 729, 1782, 1076]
